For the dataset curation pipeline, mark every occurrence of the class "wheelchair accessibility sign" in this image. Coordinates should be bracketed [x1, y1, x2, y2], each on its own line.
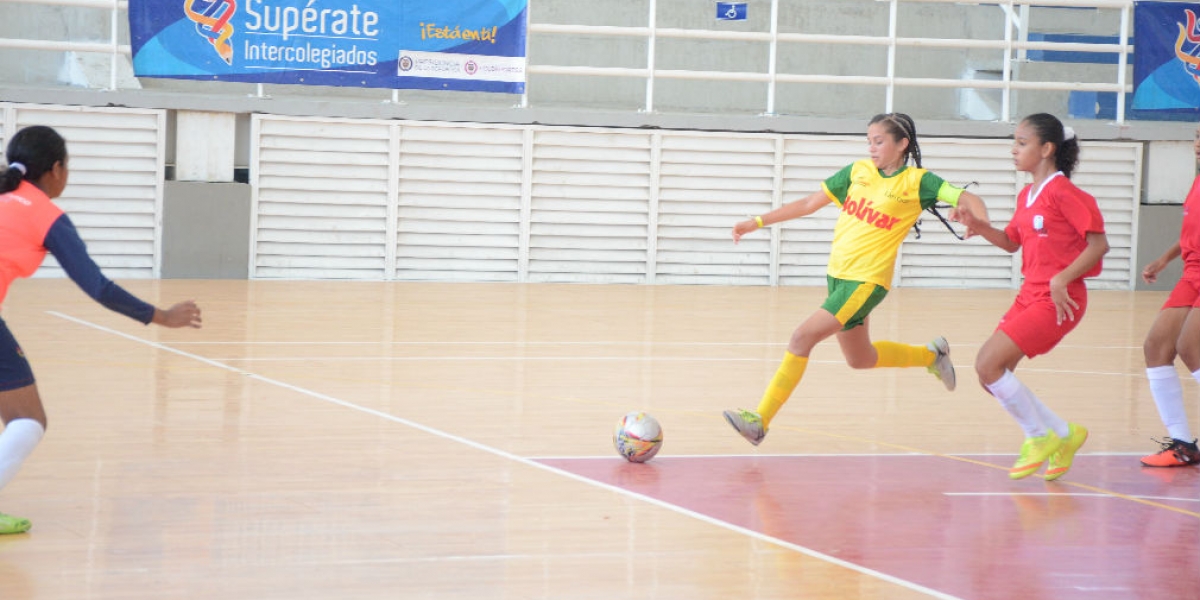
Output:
[716, 2, 747, 21]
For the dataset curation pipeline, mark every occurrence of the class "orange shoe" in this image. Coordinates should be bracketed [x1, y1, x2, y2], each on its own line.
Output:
[1140, 438, 1200, 468]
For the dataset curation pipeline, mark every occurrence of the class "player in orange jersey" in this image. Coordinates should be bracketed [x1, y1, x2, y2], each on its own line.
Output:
[958, 113, 1108, 482]
[1137, 122, 1200, 469]
[722, 113, 989, 446]
[0, 125, 202, 534]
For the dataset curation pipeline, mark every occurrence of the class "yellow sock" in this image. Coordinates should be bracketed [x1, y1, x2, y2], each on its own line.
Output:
[872, 341, 935, 368]
[755, 352, 808, 427]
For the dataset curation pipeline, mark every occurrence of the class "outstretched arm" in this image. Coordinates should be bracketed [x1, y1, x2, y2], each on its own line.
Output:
[956, 206, 1020, 253]
[949, 191, 990, 237]
[1142, 242, 1181, 284]
[733, 190, 834, 243]
[43, 214, 202, 328]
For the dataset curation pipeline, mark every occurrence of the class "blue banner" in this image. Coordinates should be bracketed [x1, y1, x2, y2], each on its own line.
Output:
[130, 1, 527, 93]
[716, 3, 747, 21]
[1132, 1, 1200, 120]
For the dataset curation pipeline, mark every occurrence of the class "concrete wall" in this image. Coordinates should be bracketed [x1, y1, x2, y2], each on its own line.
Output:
[1136, 204, 1185, 292]
[162, 181, 251, 279]
[1136, 135, 1197, 291]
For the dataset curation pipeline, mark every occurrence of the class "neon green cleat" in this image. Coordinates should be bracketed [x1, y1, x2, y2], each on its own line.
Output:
[722, 408, 766, 446]
[0, 512, 30, 535]
[1045, 423, 1088, 481]
[1010, 432, 1062, 480]
[926, 336, 956, 391]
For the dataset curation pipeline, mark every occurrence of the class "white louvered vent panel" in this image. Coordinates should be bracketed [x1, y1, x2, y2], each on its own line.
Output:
[253, 117, 390, 279]
[395, 124, 523, 282]
[777, 136, 862, 287]
[898, 139, 1018, 289]
[8, 105, 164, 279]
[656, 133, 776, 285]
[1072, 143, 1141, 290]
[528, 129, 651, 284]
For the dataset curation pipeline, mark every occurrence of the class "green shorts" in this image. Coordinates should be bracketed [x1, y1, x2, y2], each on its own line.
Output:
[821, 276, 889, 330]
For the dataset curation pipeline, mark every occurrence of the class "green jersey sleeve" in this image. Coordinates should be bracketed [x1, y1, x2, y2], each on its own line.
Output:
[821, 164, 855, 206]
[918, 171, 963, 210]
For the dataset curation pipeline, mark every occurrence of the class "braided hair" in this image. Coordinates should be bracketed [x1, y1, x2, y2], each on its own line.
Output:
[2, 125, 67, 194]
[868, 112, 922, 168]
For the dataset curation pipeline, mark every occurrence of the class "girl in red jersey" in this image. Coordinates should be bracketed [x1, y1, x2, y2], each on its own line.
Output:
[1137, 122, 1200, 469]
[0, 125, 202, 534]
[958, 113, 1108, 482]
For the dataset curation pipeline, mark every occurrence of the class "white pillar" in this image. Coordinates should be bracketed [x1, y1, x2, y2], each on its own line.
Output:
[175, 110, 235, 182]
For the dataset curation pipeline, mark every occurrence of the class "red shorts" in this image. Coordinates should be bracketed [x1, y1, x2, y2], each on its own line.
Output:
[1162, 276, 1200, 310]
[997, 283, 1087, 358]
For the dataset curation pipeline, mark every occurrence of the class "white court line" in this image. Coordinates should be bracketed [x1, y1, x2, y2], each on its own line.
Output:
[530, 452, 1145, 460]
[530, 453, 927, 459]
[169, 340, 793, 346]
[945, 492, 1199, 503]
[198, 354, 1146, 378]
[165, 340, 1145, 351]
[48, 310, 962, 600]
[205, 356, 839, 363]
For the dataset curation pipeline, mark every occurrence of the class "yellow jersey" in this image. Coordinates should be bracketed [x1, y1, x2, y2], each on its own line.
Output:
[820, 159, 963, 289]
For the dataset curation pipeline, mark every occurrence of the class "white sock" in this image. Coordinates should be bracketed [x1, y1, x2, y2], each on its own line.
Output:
[1149, 366, 1193, 441]
[1028, 395, 1070, 439]
[986, 370, 1051, 438]
[0, 419, 45, 491]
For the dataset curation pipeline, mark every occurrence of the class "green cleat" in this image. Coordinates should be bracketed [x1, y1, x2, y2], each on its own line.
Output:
[1045, 423, 1088, 481]
[723, 408, 766, 446]
[926, 336, 956, 391]
[1010, 432, 1062, 480]
[0, 512, 30, 535]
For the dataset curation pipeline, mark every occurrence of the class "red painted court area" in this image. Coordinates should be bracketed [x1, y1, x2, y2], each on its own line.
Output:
[537, 454, 1200, 600]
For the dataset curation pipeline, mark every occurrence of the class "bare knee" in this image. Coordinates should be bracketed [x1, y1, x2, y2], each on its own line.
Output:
[845, 354, 876, 370]
[0, 384, 48, 430]
[1177, 341, 1200, 373]
[1145, 334, 1177, 367]
[787, 328, 823, 356]
[974, 355, 1006, 388]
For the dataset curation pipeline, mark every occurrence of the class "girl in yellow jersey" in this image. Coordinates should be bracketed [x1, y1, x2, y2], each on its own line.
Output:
[723, 113, 988, 446]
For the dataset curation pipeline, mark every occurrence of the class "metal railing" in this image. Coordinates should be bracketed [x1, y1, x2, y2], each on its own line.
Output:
[0, 0, 1135, 122]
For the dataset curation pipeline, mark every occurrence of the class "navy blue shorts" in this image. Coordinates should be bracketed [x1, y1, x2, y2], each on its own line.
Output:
[0, 317, 35, 391]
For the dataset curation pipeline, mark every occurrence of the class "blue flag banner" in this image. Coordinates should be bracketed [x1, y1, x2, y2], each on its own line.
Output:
[129, 0, 528, 93]
[1132, 1, 1200, 120]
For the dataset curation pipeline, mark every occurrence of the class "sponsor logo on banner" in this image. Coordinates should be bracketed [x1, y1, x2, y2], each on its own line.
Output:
[396, 50, 525, 82]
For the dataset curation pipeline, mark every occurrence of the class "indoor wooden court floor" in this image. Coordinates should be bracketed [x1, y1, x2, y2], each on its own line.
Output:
[0, 279, 1195, 600]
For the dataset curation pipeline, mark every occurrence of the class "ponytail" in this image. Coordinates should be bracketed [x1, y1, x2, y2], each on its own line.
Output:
[1021, 113, 1079, 178]
[0, 164, 24, 194]
[2, 125, 67, 194]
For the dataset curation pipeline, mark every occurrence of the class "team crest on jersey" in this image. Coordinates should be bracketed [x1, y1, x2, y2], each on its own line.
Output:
[1033, 214, 1047, 236]
[185, 0, 236, 66]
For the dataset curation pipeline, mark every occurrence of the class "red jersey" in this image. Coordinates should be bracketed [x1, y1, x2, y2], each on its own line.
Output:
[1004, 173, 1105, 286]
[0, 181, 65, 306]
[1179, 175, 1200, 280]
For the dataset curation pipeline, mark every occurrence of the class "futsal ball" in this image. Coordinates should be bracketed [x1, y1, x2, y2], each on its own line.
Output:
[613, 411, 663, 463]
